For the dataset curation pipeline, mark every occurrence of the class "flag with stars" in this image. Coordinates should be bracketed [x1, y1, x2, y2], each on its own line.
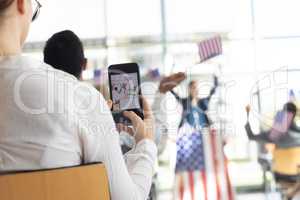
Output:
[174, 123, 235, 200]
[176, 132, 205, 172]
[289, 89, 296, 102]
[269, 111, 294, 142]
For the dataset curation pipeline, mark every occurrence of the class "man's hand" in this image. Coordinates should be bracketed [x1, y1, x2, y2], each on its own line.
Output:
[107, 100, 113, 110]
[159, 72, 186, 94]
[117, 97, 155, 144]
[246, 105, 251, 115]
[246, 105, 251, 121]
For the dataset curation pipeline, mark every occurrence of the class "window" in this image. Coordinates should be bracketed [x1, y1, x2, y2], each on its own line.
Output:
[254, 0, 300, 37]
[27, 0, 106, 42]
[106, 0, 161, 37]
[165, 0, 234, 35]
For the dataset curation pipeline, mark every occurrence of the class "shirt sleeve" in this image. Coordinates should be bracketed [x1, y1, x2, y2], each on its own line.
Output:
[198, 80, 218, 111]
[198, 97, 210, 111]
[170, 90, 184, 105]
[290, 122, 300, 132]
[152, 92, 169, 153]
[74, 82, 157, 200]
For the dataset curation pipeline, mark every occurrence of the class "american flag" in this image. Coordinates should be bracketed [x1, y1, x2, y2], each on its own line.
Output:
[269, 111, 294, 142]
[175, 124, 234, 200]
[147, 68, 161, 80]
[289, 89, 296, 102]
[198, 36, 223, 63]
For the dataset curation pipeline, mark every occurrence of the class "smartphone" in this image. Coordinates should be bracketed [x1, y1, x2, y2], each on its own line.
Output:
[108, 63, 144, 124]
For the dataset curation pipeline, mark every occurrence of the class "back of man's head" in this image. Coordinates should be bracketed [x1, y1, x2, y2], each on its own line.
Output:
[44, 30, 85, 79]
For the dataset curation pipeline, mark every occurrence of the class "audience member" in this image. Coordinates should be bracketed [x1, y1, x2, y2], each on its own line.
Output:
[245, 102, 300, 148]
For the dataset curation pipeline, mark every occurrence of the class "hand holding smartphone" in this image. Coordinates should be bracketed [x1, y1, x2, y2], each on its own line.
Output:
[117, 96, 155, 143]
[108, 63, 144, 125]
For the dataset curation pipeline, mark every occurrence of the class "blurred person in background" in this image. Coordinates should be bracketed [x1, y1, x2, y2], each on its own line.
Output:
[171, 76, 219, 129]
[245, 102, 300, 200]
[0, 1, 159, 199]
[245, 102, 300, 148]
[170, 77, 235, 200]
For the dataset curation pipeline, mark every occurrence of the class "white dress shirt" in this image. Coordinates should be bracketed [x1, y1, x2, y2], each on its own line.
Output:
[0, 56, 157, 200]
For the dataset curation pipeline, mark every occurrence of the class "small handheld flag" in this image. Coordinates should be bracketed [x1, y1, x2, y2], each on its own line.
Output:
[147, 68, 161, 81]
[198, 36, 223, 63]
[246, 105, 251, 121]
[94, 69, 102, 84]
[269, 111, 294, 141]
[289, 89, 296, 102]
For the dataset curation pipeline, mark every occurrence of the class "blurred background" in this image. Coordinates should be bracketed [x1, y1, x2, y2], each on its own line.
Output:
[23, 0, 300, 199]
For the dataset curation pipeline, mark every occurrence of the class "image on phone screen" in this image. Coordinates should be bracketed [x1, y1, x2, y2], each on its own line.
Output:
[111, 72, 140, 111]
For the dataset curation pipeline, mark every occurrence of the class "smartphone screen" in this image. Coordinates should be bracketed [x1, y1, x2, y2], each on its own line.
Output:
[110, 72, 140, 111]
[108, 63, 143, 124]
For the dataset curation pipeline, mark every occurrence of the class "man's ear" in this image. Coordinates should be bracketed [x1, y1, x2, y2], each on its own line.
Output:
[16, 0, 26, 14]
[81, 58, 87, 71]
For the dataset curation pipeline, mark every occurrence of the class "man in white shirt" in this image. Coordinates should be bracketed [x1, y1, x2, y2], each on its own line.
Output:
[42, 30, 186, 152]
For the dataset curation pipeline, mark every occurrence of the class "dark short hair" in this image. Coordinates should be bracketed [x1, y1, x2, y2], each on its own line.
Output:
[0, 0, 14, 13]
[283, 102, 297, 114]
[44, 30, 85, 79]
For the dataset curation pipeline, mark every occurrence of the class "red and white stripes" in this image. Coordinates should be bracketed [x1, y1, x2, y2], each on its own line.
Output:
[198, 36, 223, 63]
[174, 128, 234, 200]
